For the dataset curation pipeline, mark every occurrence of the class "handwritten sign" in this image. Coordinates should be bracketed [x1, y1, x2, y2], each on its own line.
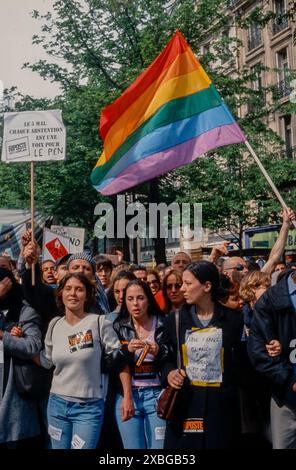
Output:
[184, 327, 223, 385]
[1, 109, 66, 162]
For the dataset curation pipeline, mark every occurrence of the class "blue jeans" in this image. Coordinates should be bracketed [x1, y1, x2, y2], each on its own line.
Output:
[115, 387, 166, 449]
[47, 394, 104, 449]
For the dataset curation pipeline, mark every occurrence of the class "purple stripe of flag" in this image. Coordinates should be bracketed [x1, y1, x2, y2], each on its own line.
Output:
[98, 123, 246, 195]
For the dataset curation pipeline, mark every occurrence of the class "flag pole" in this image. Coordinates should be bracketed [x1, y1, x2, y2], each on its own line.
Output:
[30, 162, 35, 286]
[245, 140, 296, 229]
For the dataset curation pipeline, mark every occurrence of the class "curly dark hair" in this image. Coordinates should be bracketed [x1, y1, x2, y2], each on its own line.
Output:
[55, 272, 95, 313]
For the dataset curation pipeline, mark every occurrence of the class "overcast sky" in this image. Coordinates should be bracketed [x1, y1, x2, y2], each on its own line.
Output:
[0, 0, 62, 98]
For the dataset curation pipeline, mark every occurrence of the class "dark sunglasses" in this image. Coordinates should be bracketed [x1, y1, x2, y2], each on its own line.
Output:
[166, 283, 182, 290]
[225, 264, 245, 272]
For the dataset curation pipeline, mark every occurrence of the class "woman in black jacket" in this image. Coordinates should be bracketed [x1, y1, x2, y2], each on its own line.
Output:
[162, 261, 244, 449]
[108, 279, 169, 449]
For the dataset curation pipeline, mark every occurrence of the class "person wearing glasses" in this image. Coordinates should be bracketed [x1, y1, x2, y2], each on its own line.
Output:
[162, 270, 185, 315]
[147, 268, 166, 310]
[222, 257, 249, 282]
[146, 269, 161, 296]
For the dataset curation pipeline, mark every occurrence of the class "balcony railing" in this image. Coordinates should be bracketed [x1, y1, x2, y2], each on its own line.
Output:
[273, 15, 288, 35]
[276, 79, 292, 98]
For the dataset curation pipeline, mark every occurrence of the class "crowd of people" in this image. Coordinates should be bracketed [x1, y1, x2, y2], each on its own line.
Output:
[0, 208, 296, 449]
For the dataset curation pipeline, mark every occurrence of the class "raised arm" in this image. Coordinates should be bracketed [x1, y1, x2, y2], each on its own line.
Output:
[208, 241, 230, 265]
[262, 208, 296, 275]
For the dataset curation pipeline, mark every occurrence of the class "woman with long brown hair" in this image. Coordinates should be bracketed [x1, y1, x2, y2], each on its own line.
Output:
[108, 279, 168, 449]
[34, 272, 121, 449]
[162, 269, 185, 314]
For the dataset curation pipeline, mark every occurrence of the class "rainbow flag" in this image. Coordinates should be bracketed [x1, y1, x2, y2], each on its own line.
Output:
[91, 30, 246, 195]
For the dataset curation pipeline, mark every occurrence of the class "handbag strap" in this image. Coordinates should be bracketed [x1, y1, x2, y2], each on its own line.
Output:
[175, 309, 182, 372]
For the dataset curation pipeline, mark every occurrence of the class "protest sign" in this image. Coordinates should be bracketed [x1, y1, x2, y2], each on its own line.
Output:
[184, 327, 223, 385]
[43, 229, 70, 262]
[51, 226, 85, 254]
[1, 109, 66, 162]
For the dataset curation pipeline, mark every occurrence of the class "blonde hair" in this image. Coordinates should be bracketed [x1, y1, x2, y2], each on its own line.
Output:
[239, 271, 271, 304]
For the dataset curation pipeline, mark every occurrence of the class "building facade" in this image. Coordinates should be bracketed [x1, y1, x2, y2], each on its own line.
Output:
[226, 0, 295, 157]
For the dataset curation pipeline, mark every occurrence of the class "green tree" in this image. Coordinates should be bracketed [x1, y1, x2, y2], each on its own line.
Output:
[1, 0, 295, 253]
[0, 86, 107, 236]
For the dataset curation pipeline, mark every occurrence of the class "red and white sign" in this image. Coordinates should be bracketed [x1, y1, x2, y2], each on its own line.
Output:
[43, 229, 70, 262]
[50, 225, 85, 254]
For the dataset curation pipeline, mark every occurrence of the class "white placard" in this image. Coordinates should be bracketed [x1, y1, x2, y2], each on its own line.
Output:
[48, 424, 62, 441]
[71, 434, 85, 449]
[185, 327, 223, 384]
[1, 109, 66, 163]
[51, 225, 85, 254]
[42, 228, 71, 262]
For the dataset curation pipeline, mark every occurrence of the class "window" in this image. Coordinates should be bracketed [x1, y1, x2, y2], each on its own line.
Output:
[276, 48, 291, 98]
[251, 65, 263, 91]
[248, 64, 265, 112]
[280, 115, 293, 158]
[273, 0, 288, 35]
[248, 22, 262, 51]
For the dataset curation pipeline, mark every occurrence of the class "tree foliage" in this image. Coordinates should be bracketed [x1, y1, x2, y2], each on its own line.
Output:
[1, 0, 296, 247]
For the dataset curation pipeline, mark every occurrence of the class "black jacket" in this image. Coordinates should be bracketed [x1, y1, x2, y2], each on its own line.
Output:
[103, 313, 170, 375]
[161, 303, 244, 449]
[248, 271, 296, 406]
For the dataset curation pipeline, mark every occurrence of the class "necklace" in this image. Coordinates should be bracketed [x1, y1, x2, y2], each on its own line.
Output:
[135, 325, 150, 340]
[134, 319, 153, 340]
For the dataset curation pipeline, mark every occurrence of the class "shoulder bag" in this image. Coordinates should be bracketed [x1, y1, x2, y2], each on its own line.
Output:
[156, 309, 182, 421]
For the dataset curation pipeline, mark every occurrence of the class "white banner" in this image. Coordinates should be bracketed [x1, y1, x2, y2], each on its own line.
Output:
[1, 109, 66, 163]
[51, 226, 85, 254]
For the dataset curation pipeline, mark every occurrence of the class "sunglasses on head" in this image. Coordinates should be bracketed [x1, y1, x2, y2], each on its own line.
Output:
[166, 283, 182, 290]
[225, 264, 245, 272]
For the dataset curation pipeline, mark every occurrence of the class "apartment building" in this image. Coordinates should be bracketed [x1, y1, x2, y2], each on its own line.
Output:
[231, 0, 295, 157]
